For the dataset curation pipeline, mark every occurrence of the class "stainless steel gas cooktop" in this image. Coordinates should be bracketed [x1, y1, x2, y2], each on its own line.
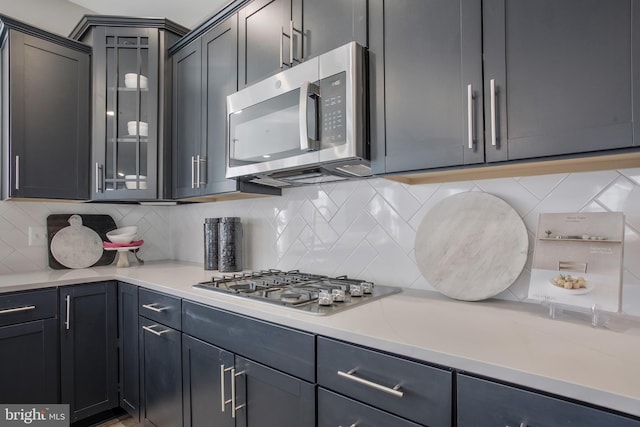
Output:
[194, 270, 401, 315]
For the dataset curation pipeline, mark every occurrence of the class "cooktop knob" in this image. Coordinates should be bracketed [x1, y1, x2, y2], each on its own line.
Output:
[331, 288, 346, 302]
[361, 281, 374, 294]
[318, 289, 334, 306]
[350, 284, 363, 297]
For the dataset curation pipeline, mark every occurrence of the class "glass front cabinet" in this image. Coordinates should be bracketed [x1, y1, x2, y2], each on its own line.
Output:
[71, 17, 188, 201]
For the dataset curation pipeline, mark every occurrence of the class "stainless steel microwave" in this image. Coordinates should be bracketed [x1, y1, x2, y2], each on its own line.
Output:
[226, 42, 370, 187]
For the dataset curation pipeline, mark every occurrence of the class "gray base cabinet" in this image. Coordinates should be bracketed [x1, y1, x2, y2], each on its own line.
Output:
[118, 282, 140, 421]
[182, 301, 316, 427]
[60, 282, 118, 423]
[139, 289, 182, 427]
[0, 15, 90, 200]
[457, 373, 640, 427]
[317, 336, 452, 427]
[0, 289, 58, 404]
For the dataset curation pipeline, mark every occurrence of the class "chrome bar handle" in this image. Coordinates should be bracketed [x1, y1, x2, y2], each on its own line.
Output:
[142, 303, 169, 313]
[280, 27, 286, 68]
[95, 163, 104, 193]
[65, 295, 71, 330]
[14, 156, 19, 190]
[467, 84, 474, 149]
[289, 20, 294, 66]
[191, 156, 195, 189]
[337, 369, 404, 398]
[490, 78, 497, 146]
[231, 368, 246, 418]
[221, 365, 233, 412]
[142, 324, 171, 336]
[0, 305, 35, 315]
[196, 155, 203, 188]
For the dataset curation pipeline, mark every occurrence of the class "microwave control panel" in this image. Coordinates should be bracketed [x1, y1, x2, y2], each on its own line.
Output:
[319, 72, 346, 144]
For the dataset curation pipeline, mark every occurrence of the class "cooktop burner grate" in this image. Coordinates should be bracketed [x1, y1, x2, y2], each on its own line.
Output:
[193, 269, 400, 315]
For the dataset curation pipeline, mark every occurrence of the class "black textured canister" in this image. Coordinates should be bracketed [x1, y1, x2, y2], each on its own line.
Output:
[204, 218, 219, 270]
[218, 217, 242, 272]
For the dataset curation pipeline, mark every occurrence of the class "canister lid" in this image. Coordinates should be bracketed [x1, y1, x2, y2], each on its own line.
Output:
[205, 217, 220, 223]
[220, 217, 241, 223]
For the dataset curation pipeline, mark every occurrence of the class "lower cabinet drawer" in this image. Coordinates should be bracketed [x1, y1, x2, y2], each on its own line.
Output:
[139, 288, 181, 330]
[457, 374, 640, 427]
[317, 336, 452, 427]
[318, 388, 422, 427]
[0, 288, 56, 327]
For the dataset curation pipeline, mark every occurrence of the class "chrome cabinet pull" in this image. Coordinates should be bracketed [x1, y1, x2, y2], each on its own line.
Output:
[220, 364, 233, 412]
[14, 156, 20, 190]
[95, 163, 104, 193]
[231, 368, 246, 418]
[337, 369, 404, 398]
[289, 20, 294, 66]
[191, 156, 195, 189]
[0, 305, 35, 315]
[142, 303, 169, 313]
[290, 20, 302, 63]
[142, 324, 171, 336]
[467, 84, 474, 149]
[280, 27, 286, 68]
[65, 295, 71, 330]
[490, 78, 497, 146]
[196, 155, 204, 188]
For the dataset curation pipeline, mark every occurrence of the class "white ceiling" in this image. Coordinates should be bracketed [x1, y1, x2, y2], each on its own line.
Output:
[67, 0, 229, 29]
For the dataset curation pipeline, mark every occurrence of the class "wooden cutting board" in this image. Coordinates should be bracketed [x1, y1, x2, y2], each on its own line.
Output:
[414, 192, 529, 301]
[47, 214, 117, 269]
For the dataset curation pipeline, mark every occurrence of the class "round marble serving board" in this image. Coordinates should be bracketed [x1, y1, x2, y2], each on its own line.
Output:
[415, 192, 529, 301]
[50, 215, 104, 269]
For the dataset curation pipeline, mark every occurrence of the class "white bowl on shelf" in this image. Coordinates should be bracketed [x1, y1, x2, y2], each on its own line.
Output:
[106, 226, 138, 244]
[124, 73, 148, 89]
[127, 121, 148, 136]
[124, 175, 148, 190]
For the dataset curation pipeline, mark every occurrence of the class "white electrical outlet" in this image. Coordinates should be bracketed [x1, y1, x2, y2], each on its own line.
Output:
[28, 226, 47, 246]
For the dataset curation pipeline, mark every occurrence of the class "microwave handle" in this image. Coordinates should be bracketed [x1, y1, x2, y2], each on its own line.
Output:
[299, 81, 320, 151]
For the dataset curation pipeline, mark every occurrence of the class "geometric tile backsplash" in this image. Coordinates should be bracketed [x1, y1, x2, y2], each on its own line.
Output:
[1, 168, 638, 316]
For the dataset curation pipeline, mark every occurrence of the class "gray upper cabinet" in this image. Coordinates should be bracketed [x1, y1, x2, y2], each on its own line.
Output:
[0, 15, 90, 200]
[368, 0, 484, 175]
[238, 0, 368, 88]
[370, 0, 639, 175]
[70, 16, 188, 201]
[172, 14, 280, 200]
[484, 0, 639, 162]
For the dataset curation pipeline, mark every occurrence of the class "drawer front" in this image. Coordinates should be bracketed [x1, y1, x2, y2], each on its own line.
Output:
[139, 288, 182, 330]
[457, 374, 640, 427]
[317, 337, 452, 427]
[318, 388, 422, 427]
[182, 300, 315, 382]
[0, 288, 57, 327]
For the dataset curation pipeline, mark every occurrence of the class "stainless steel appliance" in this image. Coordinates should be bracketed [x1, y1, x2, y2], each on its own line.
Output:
[194, 270, 400, 315]
[226, 42, 370, 187]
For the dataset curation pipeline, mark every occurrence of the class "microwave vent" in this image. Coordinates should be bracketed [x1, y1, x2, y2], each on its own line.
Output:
[334, 163, 372, 177]
[249, 177, 292, 188]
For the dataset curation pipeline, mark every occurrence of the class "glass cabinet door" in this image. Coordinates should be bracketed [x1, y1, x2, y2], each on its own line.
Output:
[94, 27, 158, 199]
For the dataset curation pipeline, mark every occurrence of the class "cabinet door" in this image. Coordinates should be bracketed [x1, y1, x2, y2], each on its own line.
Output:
[182, 334, 234, 427]
[299, 0, 368, 60]
[238, 0, 290, 88]
[484, 0, 638, 162]
[234, 356, 315, 427]
[8, 31, 90, 199]
[118, 282, 140, 421]
[369, 0, 484, 175]
[140, 316, 182, 427]
[92, 27, 159, 200]
[60, 282, 118, 423]
[172, 39, 202, 199]
[0, 319, 58, 403]
[457, 374, 640, 427]
[201, 14, 241, 195]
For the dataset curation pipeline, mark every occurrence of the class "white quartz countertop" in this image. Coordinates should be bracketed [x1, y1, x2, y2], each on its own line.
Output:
[2, 261, 639, 418]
